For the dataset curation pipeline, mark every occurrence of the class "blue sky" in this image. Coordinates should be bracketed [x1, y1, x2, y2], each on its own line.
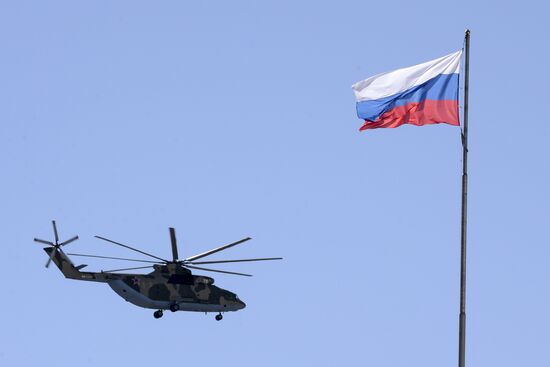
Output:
[1, 1, 549, 366]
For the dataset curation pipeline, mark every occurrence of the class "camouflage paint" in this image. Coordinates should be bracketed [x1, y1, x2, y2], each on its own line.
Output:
[44, 247, 246, 312]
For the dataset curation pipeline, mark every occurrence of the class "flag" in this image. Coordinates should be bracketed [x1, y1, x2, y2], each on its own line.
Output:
[352, 50, 462, 131]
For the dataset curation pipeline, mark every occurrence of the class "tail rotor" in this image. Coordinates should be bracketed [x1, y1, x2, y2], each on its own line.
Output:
[34, 220, 79, 268]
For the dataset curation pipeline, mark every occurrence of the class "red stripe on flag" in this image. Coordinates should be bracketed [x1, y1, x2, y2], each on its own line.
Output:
[359, 99, 460, 131]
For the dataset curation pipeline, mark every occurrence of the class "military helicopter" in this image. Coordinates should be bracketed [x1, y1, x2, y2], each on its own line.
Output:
[34, 221, 282, 320]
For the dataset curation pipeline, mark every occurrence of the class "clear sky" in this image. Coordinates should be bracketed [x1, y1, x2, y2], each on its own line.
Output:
[1, 1, 549, 366]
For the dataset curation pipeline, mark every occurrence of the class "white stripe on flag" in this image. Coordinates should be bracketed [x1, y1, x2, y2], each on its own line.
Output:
[352, 50, 462, 102]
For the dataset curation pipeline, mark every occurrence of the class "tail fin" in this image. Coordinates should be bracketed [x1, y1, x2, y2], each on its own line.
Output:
[43, 247, 81, 279]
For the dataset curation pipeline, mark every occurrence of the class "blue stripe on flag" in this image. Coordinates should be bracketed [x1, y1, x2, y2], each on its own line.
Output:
[356, 73, 459, 121]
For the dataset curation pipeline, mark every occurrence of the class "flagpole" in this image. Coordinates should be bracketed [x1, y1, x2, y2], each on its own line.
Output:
[458, 29, 470, 367]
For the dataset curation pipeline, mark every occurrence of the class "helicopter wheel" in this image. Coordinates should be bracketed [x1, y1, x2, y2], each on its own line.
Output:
[153, 310, 163, 319]
[170, 304, 180, 312]
[215, 313, 223, 321]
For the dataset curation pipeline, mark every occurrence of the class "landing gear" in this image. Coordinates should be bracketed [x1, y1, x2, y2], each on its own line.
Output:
[170, 304, 180, 312]
[153, 310, 163, 319]
[215, 313, 223, 321]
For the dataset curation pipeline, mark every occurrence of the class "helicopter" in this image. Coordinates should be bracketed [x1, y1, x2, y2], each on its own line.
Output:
[34, 221, 282, 320]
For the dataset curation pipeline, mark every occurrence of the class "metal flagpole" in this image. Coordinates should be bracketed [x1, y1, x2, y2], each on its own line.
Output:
[458, 29, 470, 367]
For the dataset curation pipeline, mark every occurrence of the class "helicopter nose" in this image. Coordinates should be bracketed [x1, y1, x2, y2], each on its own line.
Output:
[238, 299, 246, 309]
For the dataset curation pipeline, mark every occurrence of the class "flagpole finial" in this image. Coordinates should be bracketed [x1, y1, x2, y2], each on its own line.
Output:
[465, 29, 470, 36]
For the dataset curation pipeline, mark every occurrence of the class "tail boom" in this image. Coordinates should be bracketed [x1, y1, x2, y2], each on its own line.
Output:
[43, 248, 109, 283]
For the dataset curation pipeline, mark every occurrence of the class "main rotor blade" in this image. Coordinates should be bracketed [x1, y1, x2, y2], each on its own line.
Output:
[67, 253, 161, 264]
[188, 257, 283, 265]
[169, 227, 179, 262]
[34, 238, 54, 246]
[59, 235, 79, 246]
[52, 220, 59, 244]
[185, 237, 252, 262]
[101, 265, 154, 273]
[185, 264, 252, 277]
[94, 235, 169, 263]
[45, 248, 57, 268]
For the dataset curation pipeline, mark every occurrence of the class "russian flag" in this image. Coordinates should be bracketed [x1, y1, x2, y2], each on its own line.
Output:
[352, 50, 462, 131]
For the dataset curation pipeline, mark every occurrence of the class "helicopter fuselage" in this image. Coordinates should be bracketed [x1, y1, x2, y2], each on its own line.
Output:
[106, 270, 245, 312]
